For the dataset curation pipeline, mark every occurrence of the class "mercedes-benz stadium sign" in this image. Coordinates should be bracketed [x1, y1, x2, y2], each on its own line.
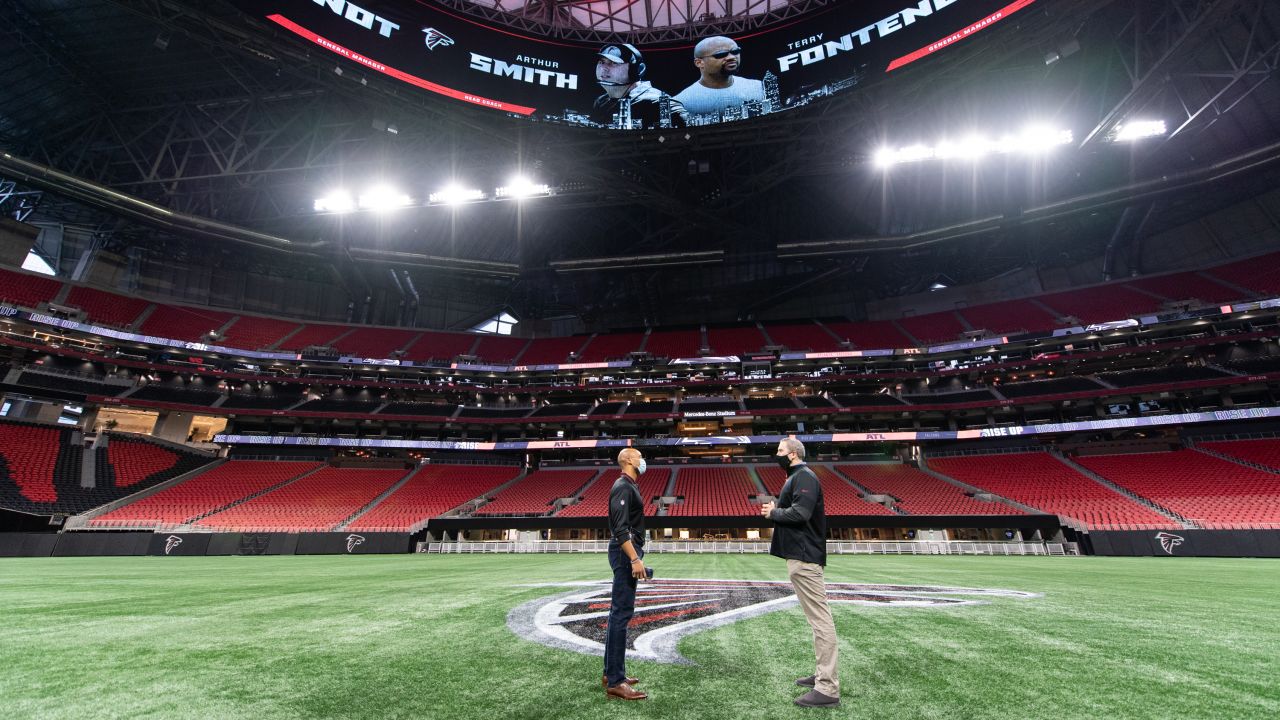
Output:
[231, 0, 1037, 130]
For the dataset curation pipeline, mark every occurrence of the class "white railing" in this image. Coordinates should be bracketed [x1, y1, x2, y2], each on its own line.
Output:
[420, 540, 1077, 555]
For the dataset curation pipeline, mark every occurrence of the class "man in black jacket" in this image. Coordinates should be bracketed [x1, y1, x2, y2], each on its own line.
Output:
[603, 447, 649, 700]
[761, 437, 840, 708]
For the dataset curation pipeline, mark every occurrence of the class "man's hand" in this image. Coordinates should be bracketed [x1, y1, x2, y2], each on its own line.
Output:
[760, 501, 776, 518]
[631, 558, 647, 580]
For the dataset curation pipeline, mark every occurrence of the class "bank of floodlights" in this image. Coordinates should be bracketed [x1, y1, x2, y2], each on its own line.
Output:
[874, 125, 1074, 168]
[428, 185, 486, 205]
[495, 176, 552, 199]
[1112, 119, 1167, 142]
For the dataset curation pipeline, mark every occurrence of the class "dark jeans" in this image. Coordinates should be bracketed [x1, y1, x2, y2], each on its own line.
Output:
[604, 542, 643, 686]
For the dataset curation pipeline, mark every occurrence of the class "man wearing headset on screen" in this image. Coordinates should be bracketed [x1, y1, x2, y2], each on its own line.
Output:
[591, 43, 686, 129]
[673, 35, 765, 119]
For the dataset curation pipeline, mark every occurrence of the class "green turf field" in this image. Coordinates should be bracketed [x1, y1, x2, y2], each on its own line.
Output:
[1, 555, 1277, 719]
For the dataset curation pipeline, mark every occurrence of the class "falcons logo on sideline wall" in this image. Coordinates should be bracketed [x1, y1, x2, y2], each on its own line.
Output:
[164, 535, 183, 555]
[508, 579, 1040, 664]
[1155, 532, 1185, 555]
[422, 27, 454, 51]
[346, 534, 366, 553]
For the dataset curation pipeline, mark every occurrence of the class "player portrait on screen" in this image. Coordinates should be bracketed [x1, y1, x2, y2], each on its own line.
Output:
[589, 43, 687, 130]
[673, 35, 766, 122]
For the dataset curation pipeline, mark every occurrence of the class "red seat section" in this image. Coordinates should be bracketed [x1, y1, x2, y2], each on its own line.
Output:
[823, 320, 913, 349]
[763, 323, 843, 352]
[88, 461, 321, 528]
[0, 267, 61, 308]
[1206, 251, 1280, 297]
[518, 336, 590, 365]
[346, 464, 522, 531]
[644, 329, 702, 359]
[474, 468, 597, 516]
[667, 467, 758, 516]
[705, 326, 767, 355]
[472, 335, 530, 364]
[0, 421, 62, 503]
[558, 468, 671, 517]
[928, 453, 1176, 530]
[837, 464, 1024, 515]
[958, 300, 1059, 335]
[577, 332, 645, 362]
[331, 327, 419, 358]
[897, 311, 966, 345]
[757, 465, 895, 516]
[65, 286, 149, 327]
[1037, 284, 1162, 323]
[104, 438, 180, 488]
[219, 315, 304, 350]
[1124, 272, 1241, 304]
[138, 304, 235, 342]
[401, 330, 478, 363]
[196, 466, 407, 531]
[1076, 450, 1280, 529]
[276, 324, 348, 351]
[1201, 439, 1280, 472]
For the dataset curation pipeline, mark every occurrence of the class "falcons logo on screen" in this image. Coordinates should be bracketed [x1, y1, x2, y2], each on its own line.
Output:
[164, 535, 183, 555]
[1155, 532, 1185, 555]
[422, 27, 454, 51]
[346, 534, 366, 553]
[509, 579, 1039, 664]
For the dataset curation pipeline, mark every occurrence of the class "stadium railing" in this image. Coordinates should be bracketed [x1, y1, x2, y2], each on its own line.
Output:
[421, 540, 1077, 555]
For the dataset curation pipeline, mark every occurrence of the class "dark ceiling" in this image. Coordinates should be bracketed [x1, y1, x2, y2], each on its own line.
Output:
[1, 0, 1278, 328]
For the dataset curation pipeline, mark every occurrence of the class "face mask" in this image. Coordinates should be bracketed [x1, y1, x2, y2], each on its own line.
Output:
[637, 458, 647, 475]
[775, 454, 792, 472]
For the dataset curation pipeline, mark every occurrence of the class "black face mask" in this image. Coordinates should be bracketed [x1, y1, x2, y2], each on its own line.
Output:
[775, 454, 793, 472]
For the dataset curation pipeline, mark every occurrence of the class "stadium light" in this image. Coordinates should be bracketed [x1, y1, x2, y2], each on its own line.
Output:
[874, 125, 1073, 168]
[1113, 120, 1167, 142]
[429, 185, 485, 205]
[495, 176, 551, 199]
[357, 185, 413, 212]
[314, 191, 355, 214]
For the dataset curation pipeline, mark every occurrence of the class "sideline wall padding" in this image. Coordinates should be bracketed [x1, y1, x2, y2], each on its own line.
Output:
[0, 533, 59, 557]
[1089, 530, 1280, 557]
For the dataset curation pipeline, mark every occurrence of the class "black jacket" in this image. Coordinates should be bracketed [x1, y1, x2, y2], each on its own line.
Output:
[767, 463, 827, 566]
[607, 475, 645, 547]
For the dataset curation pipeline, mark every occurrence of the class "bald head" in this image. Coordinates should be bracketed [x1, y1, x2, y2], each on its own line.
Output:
[617, 447, 644, 478]
[618, 447, 640, 466]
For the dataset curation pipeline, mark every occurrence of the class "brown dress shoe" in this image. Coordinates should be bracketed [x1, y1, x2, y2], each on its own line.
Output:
[602, 675, 640, 687]
[605, 682, 648, 701]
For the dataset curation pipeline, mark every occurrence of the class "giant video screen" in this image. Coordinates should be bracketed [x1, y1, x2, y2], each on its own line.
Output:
[232, 0, 1037, 130]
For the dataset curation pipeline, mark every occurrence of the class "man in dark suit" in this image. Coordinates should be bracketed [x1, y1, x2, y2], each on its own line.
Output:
[761, 437, 840, 708]
[603, 447, 649, 700]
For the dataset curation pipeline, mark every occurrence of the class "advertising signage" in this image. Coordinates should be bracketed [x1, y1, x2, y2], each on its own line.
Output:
[232, 0, 1036, 130]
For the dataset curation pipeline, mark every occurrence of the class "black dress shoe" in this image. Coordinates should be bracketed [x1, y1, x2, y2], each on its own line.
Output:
[794, 689, 840, 708]
[795, 675, 816, 688]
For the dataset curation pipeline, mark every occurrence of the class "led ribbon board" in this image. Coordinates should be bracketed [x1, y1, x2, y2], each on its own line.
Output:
[231, 0, 1036, 130]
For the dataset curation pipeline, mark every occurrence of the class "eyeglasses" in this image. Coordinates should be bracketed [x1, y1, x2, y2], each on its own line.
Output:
[700, 48, 742, 60]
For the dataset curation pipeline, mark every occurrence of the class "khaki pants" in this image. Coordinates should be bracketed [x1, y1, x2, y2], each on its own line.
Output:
[787, 559, 839, 698]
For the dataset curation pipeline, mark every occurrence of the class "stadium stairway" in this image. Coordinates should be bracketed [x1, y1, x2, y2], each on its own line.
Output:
[916, 461, 1040, 515]
[819, 464, 905, 514]
[64, 459, 227, 529]
[334, 464, 423, 530]
[1052, 451, 1198, 529]
[184, 462, 330, 526]
[455, 468, 531, 516]
[1192, 443, 1280, 475]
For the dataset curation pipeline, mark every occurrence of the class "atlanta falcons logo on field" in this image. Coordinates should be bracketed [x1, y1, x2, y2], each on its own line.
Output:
[1155, 532, 1185, 555]
[164, 535, 183, 555]
[346, 534, 366, 553]
[508, 579, 1039, 664]
[422, 27, 454, 51]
